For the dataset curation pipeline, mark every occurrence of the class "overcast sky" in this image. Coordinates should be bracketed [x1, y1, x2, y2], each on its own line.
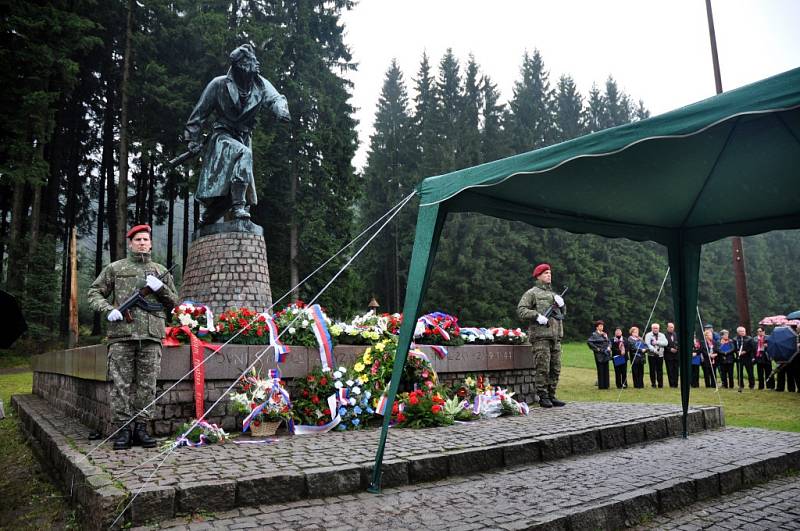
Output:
[340, 0, 800, 171]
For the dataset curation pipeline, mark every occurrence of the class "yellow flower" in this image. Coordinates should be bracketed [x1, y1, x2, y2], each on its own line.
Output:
[465, 376, 475, 387]
[363, 353, 373, 364]
[354, 362, 365, 373]
[375, 342, 386, 352]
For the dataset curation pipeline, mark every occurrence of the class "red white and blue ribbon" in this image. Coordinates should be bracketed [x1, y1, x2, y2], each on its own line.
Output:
[418, 314, 450, 341]
[241, 374, 292, 433]
[376, 394, 389, 415]
[409, 348, 430, 364]
[310, 304, 336, 371]
[429, 345, 448, 359]
[293, 395, 342, 435]
[263, 313, 290, 364]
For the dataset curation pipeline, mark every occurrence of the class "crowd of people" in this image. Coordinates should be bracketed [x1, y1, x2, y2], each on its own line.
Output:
[586, 321, 800, 392]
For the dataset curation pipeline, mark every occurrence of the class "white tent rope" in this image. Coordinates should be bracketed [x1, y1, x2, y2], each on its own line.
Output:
[81, 191, 417, 461]
[616, 266, 670, 402]
[108, 190, 416, 526]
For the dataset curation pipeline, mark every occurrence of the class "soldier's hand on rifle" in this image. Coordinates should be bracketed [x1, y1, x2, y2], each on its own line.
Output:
[536, 314, 548, 325]
[107, 309, 123, 322]
[553, 294, 565, 307]
[146, 275, 164, 292]
[188, 141, 203, 154]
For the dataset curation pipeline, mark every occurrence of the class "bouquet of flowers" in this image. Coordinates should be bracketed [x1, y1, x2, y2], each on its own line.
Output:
[460, 327, 494, 345]
[394, 388, 453, 429]
[414, 312, 464, 346]
[489, 327, 528, 345]
[170, 419, 229, 447]
[458, 375, 528, 418]
[168, 302, 214, 343]
[331, 310, 400, 345]
[330, 366, 374, 431]
[291, 367, 335, 426]
[215, 307, 270, 345]
[350, 340, 438, 397]
[273, 300, 336, 348]
[229, 370, 293, 430]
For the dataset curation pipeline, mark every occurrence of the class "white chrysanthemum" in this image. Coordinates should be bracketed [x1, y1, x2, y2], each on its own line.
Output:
[346, 379, 354, 387]
[301, 319, 309, 328]
[352, 387, 361, 395]
[288, 327, 296, 334]
[333, 371, 342, 379]
[334, 381, 343, 389]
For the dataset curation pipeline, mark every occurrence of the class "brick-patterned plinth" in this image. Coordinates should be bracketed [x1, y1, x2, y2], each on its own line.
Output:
[180, 229, 271, 315]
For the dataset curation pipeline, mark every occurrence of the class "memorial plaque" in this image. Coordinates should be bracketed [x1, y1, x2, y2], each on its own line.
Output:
[415, 346, 447, 373]
[94, 346, 109, 381]
[160, 346, 192, 380]
[486, 345, 515, 370]
[443, 345, 488, 372]
[255, 345, 308, 378]
[206, 344, 250, 379]
[513, 345, 535, 369]
[333, 345, 365, 368]
[76, 347, 95, 379]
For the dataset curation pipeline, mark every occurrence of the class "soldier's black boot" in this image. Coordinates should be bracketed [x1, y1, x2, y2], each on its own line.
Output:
[550, 397, 566, 407]
[132, 422, 157, 448]
[539, 396, 553, 408]
[113, 429, 132, 451]
[230, 182, 251, 220]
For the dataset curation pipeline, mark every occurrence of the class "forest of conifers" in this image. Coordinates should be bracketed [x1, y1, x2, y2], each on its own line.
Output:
[1, 1, 797, 344]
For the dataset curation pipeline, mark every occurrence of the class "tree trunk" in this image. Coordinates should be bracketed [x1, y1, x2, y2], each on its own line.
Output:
[182, 186, 189, 272]
[289, 148, 299, 300]
[6, 181, 28, 294]
[0, 203, 8, 284]
[147, 152, 155, 228]
[116, 0, 134, 258]
[68, 226, 79, 347]
[93, 135, 109, 335]
[166, 173, 174, 269]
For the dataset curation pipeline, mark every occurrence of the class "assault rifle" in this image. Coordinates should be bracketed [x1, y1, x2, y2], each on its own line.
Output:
[539, 286, 568, 326]
[116, 264, 177, 323]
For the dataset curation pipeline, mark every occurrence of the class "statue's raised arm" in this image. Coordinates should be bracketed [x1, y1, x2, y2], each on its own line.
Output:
[183, 44, 290, 226]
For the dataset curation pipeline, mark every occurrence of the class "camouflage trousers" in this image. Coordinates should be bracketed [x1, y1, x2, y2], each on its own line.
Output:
[107, 340, 162, 426]
[531, 338, 562, 399]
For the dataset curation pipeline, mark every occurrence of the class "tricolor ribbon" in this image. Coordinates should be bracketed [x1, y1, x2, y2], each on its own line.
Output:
[376, 394, 389, 416]
[409, 348, 430, 364]
[418, 315, 450, 341]
[293, 395, 342, 435]
[241, 376, 292, 433]
[429, 345, 448, 359]
[310, 304, 336, 371]
[263, 313, 290, 364]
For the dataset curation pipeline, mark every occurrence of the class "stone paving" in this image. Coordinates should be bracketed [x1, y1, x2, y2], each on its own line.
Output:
[141, 428, 800, 530]
[638, 473, 800, 530]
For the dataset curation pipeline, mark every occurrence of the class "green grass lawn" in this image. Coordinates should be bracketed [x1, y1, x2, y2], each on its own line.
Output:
[559, 342, 800, 432]
[0, 371, 74, 530]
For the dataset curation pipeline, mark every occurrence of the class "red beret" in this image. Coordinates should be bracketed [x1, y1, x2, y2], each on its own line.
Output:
[126, 224, 151, 239]
[532, 263, 551, 278]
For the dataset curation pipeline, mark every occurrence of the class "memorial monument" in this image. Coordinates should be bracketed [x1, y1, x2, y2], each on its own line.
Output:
[176, 44, 291, 315]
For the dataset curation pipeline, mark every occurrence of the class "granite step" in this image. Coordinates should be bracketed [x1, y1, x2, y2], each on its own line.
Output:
[12, 393, 723, 529]
[148, 427, 800, 530]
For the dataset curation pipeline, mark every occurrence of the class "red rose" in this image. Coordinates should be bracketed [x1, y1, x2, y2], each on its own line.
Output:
[317, 419, 325, 426]
[323, 408, 331, 416]
[311, 395, 320, 405]
[307, 375, 316, 383]
[409, 395, 419, 406]
[256, 328, 264, 337]
[431, 405, 442, 414]
[397, 413, 406, 423]
[302, 390, 309, 398]
[319, 377, 328, 386]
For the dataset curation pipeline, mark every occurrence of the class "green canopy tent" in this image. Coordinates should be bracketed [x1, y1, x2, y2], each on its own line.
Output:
[368, 66, 800, 491]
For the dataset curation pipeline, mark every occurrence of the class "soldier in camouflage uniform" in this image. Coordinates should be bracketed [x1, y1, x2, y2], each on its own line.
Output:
[87, 224, 179, 450]
[517, 263, 567, 408]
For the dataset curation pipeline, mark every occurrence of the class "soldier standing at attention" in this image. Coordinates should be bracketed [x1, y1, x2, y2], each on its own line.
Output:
[88, 225, 179, 450]
[517, 263, 567, 408]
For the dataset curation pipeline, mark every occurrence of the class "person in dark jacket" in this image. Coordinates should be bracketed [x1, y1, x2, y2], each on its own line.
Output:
[611, 327, 628, 389]
[718, 330, 735, 388]
[733, 326, 756, 390]
[754, 327, 772, 389]
[691, 336, 702, 388]
[587, 321, 611, 390]
[663, 322, 679, 388]
[701, 328, 718, 388]
[627, 326, 647, 389]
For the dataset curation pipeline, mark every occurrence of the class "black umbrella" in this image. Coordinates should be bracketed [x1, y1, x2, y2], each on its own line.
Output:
[766, 326, 799, 363]
[0, 290, 28, 348]
[786, 310, 800, 320]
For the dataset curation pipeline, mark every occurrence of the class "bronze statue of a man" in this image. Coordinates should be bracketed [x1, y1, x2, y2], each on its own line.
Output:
[184, 44, 290, 225]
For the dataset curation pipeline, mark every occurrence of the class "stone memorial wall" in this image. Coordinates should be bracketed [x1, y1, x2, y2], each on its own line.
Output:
[31, 343, 535, 436]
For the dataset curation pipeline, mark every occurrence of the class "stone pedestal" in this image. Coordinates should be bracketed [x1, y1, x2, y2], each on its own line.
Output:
[180, 220, 272, 315]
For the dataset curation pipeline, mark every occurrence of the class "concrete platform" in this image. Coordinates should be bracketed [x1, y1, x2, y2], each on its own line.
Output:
[12, 394, 724, 529]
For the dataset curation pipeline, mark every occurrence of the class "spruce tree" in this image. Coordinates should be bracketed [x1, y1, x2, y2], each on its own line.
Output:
[553, 75, 585, 142]
[505, 50, 554, 153]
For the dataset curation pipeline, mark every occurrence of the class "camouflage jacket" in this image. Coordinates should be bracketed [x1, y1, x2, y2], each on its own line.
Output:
[87, 252, 179, 344]
[517, 280, 566, 341]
